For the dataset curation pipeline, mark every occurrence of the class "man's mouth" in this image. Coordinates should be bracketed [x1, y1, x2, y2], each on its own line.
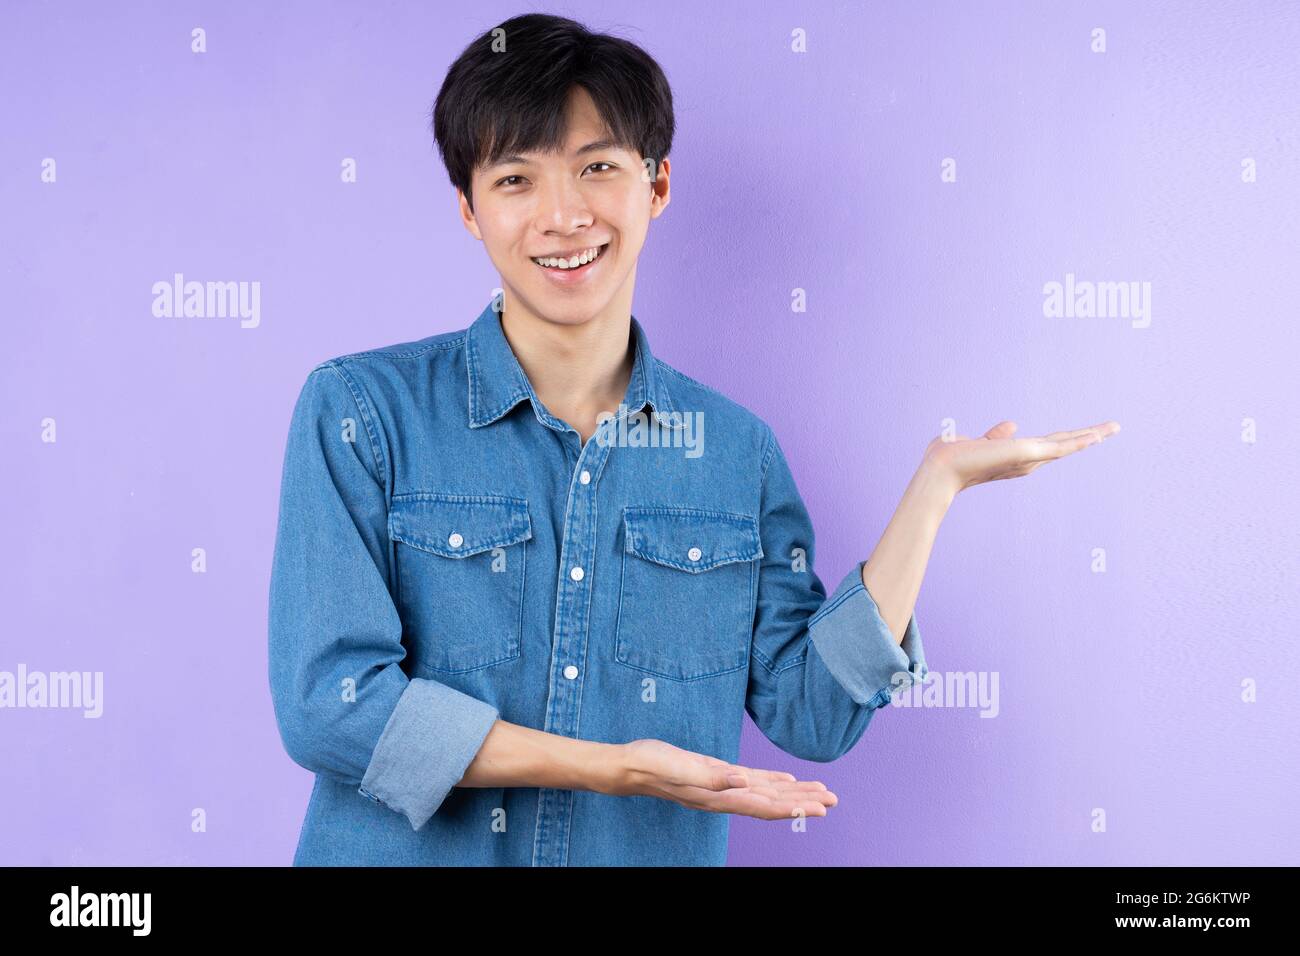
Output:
[530, 242, 610, 274]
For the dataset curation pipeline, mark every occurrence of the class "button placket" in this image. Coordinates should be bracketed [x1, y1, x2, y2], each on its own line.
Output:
[533, 428, 612, 868]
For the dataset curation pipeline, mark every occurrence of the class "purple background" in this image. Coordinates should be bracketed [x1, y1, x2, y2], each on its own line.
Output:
[2, 0, 1296, 866]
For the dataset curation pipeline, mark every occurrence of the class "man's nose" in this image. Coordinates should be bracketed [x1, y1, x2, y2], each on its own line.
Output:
[534, 178, 592, 229]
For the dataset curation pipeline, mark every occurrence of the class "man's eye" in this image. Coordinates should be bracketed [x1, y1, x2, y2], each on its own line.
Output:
[497, 164, 612, 188]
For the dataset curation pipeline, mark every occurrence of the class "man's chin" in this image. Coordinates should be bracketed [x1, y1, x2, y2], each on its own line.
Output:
[499, 286, 613, 329]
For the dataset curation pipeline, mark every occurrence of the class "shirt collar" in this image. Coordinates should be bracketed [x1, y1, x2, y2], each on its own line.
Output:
[465, 298, 683, 432]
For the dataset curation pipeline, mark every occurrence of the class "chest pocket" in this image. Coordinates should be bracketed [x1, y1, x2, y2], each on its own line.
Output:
[615, 506, 763, 682]
[388, 492, 531, 674]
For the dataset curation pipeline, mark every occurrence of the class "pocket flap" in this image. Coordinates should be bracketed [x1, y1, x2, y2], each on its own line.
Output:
[389, 493, 532, 558]
[623, 506, 763, 573]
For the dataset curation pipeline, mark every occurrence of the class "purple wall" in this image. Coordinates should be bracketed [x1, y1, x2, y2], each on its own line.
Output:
[2, 1, 1296, 866]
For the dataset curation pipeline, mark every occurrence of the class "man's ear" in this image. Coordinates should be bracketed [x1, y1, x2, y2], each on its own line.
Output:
[649, 156, 671, 219]
[457, 188, 483, 240]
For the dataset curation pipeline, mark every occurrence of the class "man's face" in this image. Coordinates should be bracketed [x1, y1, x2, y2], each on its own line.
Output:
[459, 85, 670, 328]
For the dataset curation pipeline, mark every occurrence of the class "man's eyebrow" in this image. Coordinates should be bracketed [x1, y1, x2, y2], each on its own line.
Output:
[484, 140, 622, 170]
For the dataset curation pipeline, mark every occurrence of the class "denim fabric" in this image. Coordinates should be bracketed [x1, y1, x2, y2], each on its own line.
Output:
[267, 298, 927, 866]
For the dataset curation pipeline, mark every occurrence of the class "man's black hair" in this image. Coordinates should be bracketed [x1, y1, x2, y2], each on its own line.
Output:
[432, 13, 675, 212]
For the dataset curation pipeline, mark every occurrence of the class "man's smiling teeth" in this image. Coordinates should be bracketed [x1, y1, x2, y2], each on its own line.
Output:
[532, 245, 605, 269]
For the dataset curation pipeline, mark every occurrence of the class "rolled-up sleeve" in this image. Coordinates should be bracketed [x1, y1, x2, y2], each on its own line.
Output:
[267, 362, 500, 831]
[745, 428, 929, 762]
[808, 562, 927, 709]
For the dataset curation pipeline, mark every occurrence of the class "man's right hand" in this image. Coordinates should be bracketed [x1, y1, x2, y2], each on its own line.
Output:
[608, 738, 838, 820]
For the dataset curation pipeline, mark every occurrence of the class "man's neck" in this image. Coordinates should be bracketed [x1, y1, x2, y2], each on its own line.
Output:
[498, 297, 636, 443]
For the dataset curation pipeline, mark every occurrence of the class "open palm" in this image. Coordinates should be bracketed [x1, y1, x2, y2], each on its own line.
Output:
[925, 419, 1121, 495]
[617, 738, 838, 821]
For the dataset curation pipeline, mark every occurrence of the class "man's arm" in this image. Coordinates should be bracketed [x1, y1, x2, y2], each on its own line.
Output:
[457, 719, 623, 791]
[861, 418, 1119, 644]
[744, 427, 931, 763]
[860, 458, 955, 647]
[456, 720, 839, 820]
[268, 363, 503, 832]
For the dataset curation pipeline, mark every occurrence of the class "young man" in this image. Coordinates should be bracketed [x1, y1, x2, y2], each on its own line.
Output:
[267, 13, 1118, 866]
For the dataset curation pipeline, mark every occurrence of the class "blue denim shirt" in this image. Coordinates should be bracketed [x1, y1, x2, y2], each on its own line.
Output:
[268, 298, 927, 866]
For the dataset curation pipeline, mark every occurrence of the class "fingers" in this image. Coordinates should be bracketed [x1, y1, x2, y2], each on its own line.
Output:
[973, 420, 1120, 448]
[719, 765, 801, 787]
[656, 749, 837, 819]
[739, 781, 838, 819]
[1027, 420, 1121, 461]
[632, 742, 833, 819]
[694, 758, 798, 793]
[675, 779, 839, 820]
[1020, 435, 1090, 461]
[1039, 420, 1121, 443]
[1039, 427, 1096, 442]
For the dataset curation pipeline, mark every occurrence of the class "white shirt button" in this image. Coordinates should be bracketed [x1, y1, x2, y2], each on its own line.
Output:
[448, 532, 464, 548]
[579, 469, 591, 485]
[563, 665, 579, 680]
[570, 565, 584, 581]
[688, 546, 702, 561]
